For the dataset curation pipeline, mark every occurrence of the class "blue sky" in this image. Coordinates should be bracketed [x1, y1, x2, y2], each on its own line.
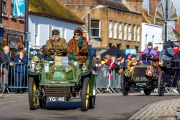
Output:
[142, 0, 180, 27]
[142, 0, 180, 13]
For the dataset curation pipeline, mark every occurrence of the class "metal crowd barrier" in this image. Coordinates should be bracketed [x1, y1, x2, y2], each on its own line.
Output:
[0, 62, 29, 94]
[95, 66, 122, 93]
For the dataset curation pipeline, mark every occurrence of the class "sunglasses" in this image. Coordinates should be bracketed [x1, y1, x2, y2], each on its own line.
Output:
[74, 33, 80, 36]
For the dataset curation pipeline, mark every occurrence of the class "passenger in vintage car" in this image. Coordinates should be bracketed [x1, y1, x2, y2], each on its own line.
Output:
[67, 28, 88, 63]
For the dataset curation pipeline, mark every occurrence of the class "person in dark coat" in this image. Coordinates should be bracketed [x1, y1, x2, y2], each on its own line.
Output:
[0, 46, 13, 93]
[14, 49, 28, 93]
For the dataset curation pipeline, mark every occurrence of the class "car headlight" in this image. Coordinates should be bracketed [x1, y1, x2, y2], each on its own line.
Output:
[146, 66, 154, 77]
[124, 68, 132, 77]
[31, 56, 41, 72]
[35, 63, 42, 72]
[159, 58, 163, 66]
[31, 56, 39, 63]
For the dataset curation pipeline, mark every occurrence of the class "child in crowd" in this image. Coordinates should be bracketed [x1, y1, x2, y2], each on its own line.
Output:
[127, 54, 137, 68]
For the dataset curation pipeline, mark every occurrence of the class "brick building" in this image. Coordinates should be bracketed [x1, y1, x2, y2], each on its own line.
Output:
[149, 0, 160, 15]
[60, 0, 142, 52]
[2, 0, 25, 51]
[127, 0, 143, 13]
[175, 18, 180, 35]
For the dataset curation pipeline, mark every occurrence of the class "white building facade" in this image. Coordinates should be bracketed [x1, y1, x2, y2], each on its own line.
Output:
[28, 14, 81, 47]
[141, 23, 163, 52]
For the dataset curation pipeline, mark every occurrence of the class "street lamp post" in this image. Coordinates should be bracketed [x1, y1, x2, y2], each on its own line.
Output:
[82, 5, 106, 41]
[24, 0, 29, 54]
[165, 0, 168, 43]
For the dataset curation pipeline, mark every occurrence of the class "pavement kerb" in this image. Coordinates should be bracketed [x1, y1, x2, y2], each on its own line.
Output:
[0, 92, 28, 98]
[128, 98, 180, 120]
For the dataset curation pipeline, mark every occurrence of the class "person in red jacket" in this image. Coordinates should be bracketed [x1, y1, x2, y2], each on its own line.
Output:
[173, 43, 179, 54]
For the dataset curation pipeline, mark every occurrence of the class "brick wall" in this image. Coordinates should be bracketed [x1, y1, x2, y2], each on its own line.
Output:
[149, 0, 160, 15]
[65, 5, 142, 51]
[127, 0, 143, 12]
[175, 20, 180, 34]
[2, 0, 24, 32]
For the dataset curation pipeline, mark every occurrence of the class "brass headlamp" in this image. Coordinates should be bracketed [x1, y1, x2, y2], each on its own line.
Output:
[31, 56, 42, 72]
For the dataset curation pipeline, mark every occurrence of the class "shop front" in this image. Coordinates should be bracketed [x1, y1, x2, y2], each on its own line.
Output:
[0, 28, 4, 53]
[3, 29, 24, 60]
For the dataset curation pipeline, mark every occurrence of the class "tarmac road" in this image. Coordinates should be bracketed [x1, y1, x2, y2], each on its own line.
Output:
[0, 93, 179, 120]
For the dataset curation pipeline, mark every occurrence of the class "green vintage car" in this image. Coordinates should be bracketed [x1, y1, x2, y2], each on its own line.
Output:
[28, 55, 96, 111]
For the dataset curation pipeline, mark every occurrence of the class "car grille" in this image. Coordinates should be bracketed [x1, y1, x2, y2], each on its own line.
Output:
[133, 66, 149, 82]
[44, 86, 70, 97]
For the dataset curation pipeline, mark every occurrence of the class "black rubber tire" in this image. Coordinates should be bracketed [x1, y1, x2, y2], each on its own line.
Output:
[158, 71, 165, 96]
[28, 77, 37, 110]
[39, 97, 46, 109]
[81, 77, 90, 111]
[89, 96, 95, 109]
[121, 72, 129, 96]
[177, 80, 180, 94]
[144, 89, 151, 95]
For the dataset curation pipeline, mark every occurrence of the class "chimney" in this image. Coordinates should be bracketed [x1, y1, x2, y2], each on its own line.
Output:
[127, 0, 143, 13]
[175, 20, 180, 34]
[149, 0, 161, 15]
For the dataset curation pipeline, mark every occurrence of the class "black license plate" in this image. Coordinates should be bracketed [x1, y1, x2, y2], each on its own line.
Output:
[47, 97, 66, 102]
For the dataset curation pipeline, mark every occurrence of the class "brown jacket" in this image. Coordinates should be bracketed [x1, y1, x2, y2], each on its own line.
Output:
[46, 38, 67, 60]
[67, 39, 88, 63]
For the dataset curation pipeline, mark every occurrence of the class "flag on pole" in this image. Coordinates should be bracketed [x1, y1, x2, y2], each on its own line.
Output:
[13, 0, 25, 17]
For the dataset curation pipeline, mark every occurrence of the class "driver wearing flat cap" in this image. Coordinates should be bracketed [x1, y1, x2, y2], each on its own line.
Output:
[46, 29, 67, 60]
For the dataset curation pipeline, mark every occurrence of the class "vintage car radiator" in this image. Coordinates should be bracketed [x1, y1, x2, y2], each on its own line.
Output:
[44, 86, 70, 97]
[132, 66, 149, 82]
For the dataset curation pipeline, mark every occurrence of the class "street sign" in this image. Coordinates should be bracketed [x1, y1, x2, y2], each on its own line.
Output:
[26, 32, 31, 41]
[13, 0, 25, 17]
[125, 49, 136, 55]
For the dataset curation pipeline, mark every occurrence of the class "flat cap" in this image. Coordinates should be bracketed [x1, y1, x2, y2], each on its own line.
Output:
[52, 29, 60, 35]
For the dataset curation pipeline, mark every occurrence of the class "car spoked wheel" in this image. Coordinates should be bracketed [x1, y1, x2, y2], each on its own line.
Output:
[158, 71, 165, 96]
[28, 77, 37, 110]
[89, 96, 95, 109]
[121, 72, 129, 96]
[39, 87, 46, 109]
[144, 89, 151, 95]
[81, 77, 90, 111]
[177, 80, 180, 94]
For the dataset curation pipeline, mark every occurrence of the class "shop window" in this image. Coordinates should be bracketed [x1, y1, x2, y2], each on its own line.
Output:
[128, 24, 131, 41]
[135, 46, 138, 51]
[2, 0, 7, 14]
[137, 25, 140, 41]
[152, 35, 155, 46]
[126, 45, 130, 49]
[109, 21, 112, 38]
[7, 34, 23, 49]
[91, 20, 100, 38]
[62, 28, 65, 39]
[145, 34, 148, 48]
[114, 21, 117, 39]
[119, 22, 122, 40]
[35, 24, 39, 44]
[133, 25, 136, 41]
[49, 25, 52, 38]
[124, 23, 127, 40]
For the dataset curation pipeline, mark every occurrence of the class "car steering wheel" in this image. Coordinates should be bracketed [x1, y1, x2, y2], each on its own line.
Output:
[48, 48, 63, 55]
[143, 54, 152, 59]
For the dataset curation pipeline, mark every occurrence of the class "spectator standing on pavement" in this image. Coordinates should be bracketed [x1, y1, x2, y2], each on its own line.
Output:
[0, 46, 14, 93]
[115, 53, 126, 70]
[93, 57, 101, 72]
[154, 46, 160, 59]
[14, 49, 28, 93]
